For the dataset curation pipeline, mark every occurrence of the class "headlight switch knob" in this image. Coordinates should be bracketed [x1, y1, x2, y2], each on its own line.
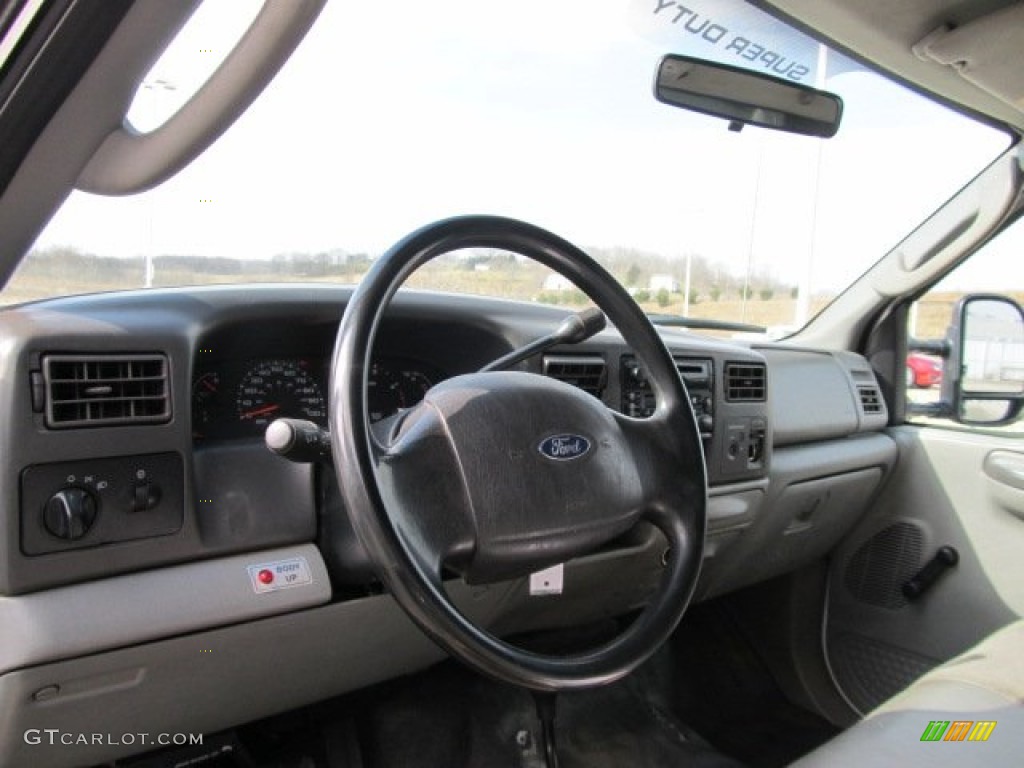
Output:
[44, 487, 98, 540]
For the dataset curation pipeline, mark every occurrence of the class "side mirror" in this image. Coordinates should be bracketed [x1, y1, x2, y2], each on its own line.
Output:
[654, 54, 843, 138]
[942, 295, 1024, 426]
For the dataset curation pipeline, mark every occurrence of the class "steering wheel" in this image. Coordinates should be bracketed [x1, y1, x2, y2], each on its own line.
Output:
[330, 215, 706, 692]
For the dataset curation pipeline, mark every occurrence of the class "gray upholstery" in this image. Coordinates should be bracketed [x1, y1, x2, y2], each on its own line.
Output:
[793, 620, 1024, 766]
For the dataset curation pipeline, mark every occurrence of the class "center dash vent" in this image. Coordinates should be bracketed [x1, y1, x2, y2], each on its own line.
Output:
[724, 362, 766, 402]
[858, 385, 883, 414]
[42, 354, 171, 428]
[543, 355, 607, 398]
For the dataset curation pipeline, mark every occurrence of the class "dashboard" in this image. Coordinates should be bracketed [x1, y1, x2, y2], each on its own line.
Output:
[0, 284, 894, 595]
[0, 283, 898, 767]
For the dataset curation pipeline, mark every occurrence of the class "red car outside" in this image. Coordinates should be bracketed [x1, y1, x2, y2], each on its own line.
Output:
[907, 353, 943, 388]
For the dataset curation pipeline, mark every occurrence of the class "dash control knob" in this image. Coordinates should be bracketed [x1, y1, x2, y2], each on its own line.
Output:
[44, 488, 98, 540]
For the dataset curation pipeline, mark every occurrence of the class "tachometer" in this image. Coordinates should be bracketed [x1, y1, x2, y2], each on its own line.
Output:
[367, 360, 435, 422]
[236, 359, 326, 427]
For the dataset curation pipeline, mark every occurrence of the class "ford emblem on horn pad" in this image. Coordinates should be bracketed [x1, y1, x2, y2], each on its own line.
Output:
[538, 434, 591, 461]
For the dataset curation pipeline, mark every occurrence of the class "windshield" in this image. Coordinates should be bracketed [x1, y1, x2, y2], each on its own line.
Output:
[3, 0, 1009, 333]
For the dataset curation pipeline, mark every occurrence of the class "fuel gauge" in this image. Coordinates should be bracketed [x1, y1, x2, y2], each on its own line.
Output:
[191, 371, 221, 439]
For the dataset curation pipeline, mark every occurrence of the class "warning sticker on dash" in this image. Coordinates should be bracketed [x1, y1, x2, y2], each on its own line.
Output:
[247, 557, 312, 594]
[529, 564, 564, 596]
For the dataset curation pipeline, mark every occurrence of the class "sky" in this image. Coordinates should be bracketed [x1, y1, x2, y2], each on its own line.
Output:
[32, 0, 1013, 294]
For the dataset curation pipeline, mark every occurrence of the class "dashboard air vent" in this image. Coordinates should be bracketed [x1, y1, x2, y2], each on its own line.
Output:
[42, 354, 171, 428]
[724, 362, 766, 402]
[543, 355, 606, 398]
[858, 385, 883, 415]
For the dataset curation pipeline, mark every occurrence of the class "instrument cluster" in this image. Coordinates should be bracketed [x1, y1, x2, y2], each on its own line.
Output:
[192, 355, 443, 441]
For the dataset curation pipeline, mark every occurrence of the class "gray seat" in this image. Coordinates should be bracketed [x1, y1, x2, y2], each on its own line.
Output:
[792, 620, 1024, 767]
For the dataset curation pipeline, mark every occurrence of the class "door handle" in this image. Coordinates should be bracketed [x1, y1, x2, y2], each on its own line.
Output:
[984, 451, 1024, 490]
[984, 451, 1024, 521]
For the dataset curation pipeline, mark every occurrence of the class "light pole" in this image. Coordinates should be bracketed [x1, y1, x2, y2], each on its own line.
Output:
[794, 44, 829, 328]
[139, 78, 177, 288]
[682, 252, 692, 316]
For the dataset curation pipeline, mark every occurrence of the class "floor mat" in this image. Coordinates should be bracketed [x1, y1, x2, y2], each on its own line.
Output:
[666, 601, 839, 768]
[353, 657, 744, 768]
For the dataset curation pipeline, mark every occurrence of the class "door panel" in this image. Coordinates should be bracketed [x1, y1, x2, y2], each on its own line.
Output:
[824, 426, 1021, 714]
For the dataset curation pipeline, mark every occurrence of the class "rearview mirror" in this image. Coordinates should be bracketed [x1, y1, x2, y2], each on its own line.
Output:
[655, 55, 842, 138]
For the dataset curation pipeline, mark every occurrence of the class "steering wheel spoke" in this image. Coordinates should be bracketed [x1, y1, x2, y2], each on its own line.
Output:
[611, 408, 706, 523]
[370, 406, 477, 579]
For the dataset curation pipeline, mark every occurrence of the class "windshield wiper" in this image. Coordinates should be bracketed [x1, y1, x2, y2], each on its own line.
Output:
[646, 313, 766, 334]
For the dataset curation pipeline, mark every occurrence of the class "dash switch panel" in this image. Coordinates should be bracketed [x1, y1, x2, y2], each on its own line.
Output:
[20, 452, 184, 555]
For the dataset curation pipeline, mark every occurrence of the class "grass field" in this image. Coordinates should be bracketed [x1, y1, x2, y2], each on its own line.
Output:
[3, 263, 1021, 342]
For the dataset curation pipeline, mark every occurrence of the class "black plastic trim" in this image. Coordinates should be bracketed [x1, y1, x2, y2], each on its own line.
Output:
[0, 0, 134, 199]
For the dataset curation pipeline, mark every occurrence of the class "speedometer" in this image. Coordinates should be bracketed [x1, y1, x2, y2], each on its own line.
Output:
[236, 359, 326, 427]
